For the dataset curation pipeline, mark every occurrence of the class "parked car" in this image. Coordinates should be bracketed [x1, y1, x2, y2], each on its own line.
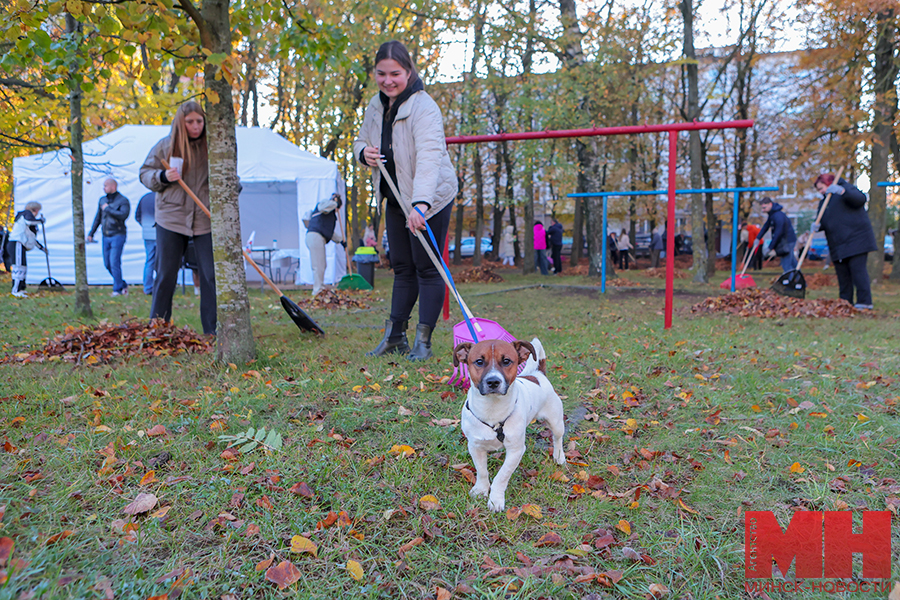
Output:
[632, 233, 651, 258]
[885, 235, 894, 260]
[561, 236, 589, 256]
[449, 237, 492, 258]
[805, 235, 893, 261]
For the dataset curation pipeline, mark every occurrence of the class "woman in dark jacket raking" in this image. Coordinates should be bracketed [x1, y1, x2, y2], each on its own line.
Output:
[813, 174, 877, 309]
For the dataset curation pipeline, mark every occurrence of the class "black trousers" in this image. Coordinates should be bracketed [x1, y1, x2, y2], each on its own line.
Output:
[151, 225, 217, 334]
[551, 244, 563, 273]
[385, 202, 452, 329]
[833, 252, 872, 306]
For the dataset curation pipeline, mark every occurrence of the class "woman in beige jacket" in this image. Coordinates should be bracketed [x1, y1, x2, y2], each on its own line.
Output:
[354, 41, 458, 360]
[139, 101, 216, 335]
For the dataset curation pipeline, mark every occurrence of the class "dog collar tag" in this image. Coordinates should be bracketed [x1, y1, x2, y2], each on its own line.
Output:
[495, 426, 505, 443]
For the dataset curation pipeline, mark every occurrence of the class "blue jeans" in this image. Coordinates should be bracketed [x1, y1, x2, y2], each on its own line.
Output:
[536, 249, 549, 275]
[143, 239, 157, 294]
[779, 252, 798, 273]
[103, 234, 127, 292]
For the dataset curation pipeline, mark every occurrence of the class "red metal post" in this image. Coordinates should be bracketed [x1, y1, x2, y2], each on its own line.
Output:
[665, 131, 677, 330]
[445, 120, 754, 145]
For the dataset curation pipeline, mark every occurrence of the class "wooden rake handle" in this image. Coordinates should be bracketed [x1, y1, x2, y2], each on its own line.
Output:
[161, 158, 285, 297]
[796, 165, 845, 271]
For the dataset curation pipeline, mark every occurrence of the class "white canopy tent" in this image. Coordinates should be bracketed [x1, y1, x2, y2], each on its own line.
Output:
[12, 125, 346, 287]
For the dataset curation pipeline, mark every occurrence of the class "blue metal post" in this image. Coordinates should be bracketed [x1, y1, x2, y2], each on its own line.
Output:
[731, 191, 739, 292]
[601, 196, 607, 293]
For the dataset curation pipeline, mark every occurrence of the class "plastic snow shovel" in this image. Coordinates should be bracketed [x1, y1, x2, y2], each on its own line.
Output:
[161, 158, 324, 336]
[771, 166, 845, 300]
[720, 244, 756, 291]
[37, 218, 65, 291]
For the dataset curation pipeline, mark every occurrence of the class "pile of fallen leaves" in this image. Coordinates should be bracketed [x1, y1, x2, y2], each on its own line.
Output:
[804, 272, 837, 289]
[643, 268, 689, 279]
[298, 289, 372, 310]
[691, 288, 862, 318]
[453, 266, 504, 283]
[1, 319, 211, 365]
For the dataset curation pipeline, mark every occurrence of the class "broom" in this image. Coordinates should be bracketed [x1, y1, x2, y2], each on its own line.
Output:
[771, 166, 845, 300]
[335, 199, 373, 290]
[161, 158, 324, 335]
[375, 160, 517, 384]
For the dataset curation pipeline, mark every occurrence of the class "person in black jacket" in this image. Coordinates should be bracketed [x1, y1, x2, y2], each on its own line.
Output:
[756, 197, 797, 273]
[305, 193, 343, 296]
[547, 218, 564, 274]
[87, 178, 130, 296]
[813, 174, 876, 309]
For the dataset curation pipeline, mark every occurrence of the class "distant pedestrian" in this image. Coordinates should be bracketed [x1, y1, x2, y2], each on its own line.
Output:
[814, 173, 876, 309]
[756, 197, 797, 273]
[499, 224, 515, 266]
[87, 178, 130, 296]
[608, 231, 619, 266]
[548, 218, 564, 274]
[305, 193, 344, 297]
[649, 227, 664, 268]
[617, 229, 632, 270]
[533, 220, 549, 275]
[135, 192, 156, 295]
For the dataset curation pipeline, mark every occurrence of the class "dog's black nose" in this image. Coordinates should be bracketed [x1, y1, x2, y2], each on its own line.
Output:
[484, 375, 502, 390]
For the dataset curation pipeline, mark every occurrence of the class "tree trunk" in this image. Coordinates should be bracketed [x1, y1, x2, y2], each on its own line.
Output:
[868, 8, 896, 285]
[201, 0, 255, 362]
[473, 146, 484, 266]
[454, 195, 465, 265]
[680, 0, 708, 283]
[523, 158, 535, 273]
[492, 144, 504, 261]
[571, 194, 583, 266]
[67, 13, 91, 318]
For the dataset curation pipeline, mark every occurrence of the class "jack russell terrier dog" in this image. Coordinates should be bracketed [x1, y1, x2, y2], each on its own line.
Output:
[453, 337, 566, 512]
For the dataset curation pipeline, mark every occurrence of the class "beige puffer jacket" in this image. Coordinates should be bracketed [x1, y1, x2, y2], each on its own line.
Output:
[139, 136, 210, 237]
[353, 90, 457, 220]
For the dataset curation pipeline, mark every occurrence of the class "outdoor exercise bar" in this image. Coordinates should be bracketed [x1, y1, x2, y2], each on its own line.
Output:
[443, 119, 755, 329]
[876, 182, 900, 186]
[568, 186, 778, 295]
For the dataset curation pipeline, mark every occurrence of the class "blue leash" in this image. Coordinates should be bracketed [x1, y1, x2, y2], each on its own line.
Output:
[414, 207, 479, 342]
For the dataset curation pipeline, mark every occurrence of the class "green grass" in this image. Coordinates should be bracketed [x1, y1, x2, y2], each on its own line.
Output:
[0, 264, 899, 599]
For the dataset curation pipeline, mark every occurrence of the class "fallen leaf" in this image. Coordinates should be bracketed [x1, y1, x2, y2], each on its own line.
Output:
[256, 553, 275, 572]
[346, 559, 364, 581]
[265, 560, 301, 590]
[289, 482, 314, 498]
[435, 586, 451, 600]
[139, 471, 157, 486]
[615, 519, 631, 535]
[622, 547, 642, 561]
[790, 462, 805, 474]
[398, 536, 424, 556]
[521, 504, 543, 519]
[290, 535, 318, 557]
[0, 538, 12, 567]
[649, 582, 670, 597]
[419, 495, 441, 511]
[533, 532, 563, 547]
[150, 506, 171, 519]
[123, 493, 158, 515]
[146, 425, 167, 437]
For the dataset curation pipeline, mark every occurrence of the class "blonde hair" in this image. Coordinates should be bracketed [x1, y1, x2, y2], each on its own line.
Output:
[169, 101, 206, 171]
[25, 201, 42, 213]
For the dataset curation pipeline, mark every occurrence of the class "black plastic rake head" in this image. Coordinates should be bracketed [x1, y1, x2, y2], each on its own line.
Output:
[280, 295, 325, 336]
[771, 269, 806, 299]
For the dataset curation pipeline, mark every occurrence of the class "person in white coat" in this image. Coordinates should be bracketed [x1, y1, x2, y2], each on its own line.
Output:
[6, 202, 43, 297]
[499, 224, 516, 266]
[304, 193, 344, 296]
[353, 41, 458, 361]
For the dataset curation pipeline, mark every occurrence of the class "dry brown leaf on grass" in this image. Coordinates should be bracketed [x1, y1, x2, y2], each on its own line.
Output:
[534, 532, 563, 547]
[290, 535, 317, 557]
[435, 586, 452, 600]
[255, 553, 275, 572]
[289, 482, 314, 498]
[123, 493, 158, 515]
[649, 582, 670, 597]
[146, 425, 167, 437]
[419, 495, 441, 510]
[265, 560, 302, 590]
[0, 537, 12, 566]
[398, 536, 424, 556]
[346, 560, 364, 581]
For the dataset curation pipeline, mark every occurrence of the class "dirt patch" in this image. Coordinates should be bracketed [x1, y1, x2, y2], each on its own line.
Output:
[804, 272, 837, 289]
[454, 266, 504, 283]
[643, 268, 690, 279]
[690, 288, 863, 318]
[1, 319, 212, 365]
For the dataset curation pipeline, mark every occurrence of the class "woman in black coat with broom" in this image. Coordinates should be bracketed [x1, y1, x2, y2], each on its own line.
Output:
[813, 173, 877, 309]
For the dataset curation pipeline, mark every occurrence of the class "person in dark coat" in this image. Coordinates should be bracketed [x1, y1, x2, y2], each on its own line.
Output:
[756, 197, 797, 273]
[134, 192, 156, 295]
[547, 218, 564, 274]
[813, 174, 877, 309]
[649, 228, 664, 268]
[87, 178, 130, 296]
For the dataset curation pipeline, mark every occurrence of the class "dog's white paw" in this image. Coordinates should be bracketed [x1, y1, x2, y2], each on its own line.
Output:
[469, 482, 490, 498]
[487, 494, 506, 513]
[553, 445, 566, 465]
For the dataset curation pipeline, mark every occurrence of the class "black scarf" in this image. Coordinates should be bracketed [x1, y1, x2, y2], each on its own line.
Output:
[379, 74, 425, 205]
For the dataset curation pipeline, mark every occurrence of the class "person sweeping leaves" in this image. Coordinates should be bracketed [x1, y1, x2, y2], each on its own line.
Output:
[6, 201, 44, 297]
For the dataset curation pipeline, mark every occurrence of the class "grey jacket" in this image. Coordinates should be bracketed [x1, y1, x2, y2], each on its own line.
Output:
[353, 90, 457, 220]
[139, 136, 210, 237]
[88, 192, 130, 238]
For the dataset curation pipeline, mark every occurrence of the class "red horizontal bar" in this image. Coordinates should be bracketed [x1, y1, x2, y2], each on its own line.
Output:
[445, 120, 754, 144]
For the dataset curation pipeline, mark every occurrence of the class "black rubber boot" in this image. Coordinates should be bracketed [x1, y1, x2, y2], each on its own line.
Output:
[407, 323, 434, 361]
[366, 320, 409, 357]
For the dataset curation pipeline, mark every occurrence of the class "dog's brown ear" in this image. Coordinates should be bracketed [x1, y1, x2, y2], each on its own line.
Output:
[513, 340, 536, 364]
[453, 343, 473, 367]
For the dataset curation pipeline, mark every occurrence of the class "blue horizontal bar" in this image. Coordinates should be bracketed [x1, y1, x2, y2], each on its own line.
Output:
[876, 182, 900, 187]
[567, 186, 779, 198]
